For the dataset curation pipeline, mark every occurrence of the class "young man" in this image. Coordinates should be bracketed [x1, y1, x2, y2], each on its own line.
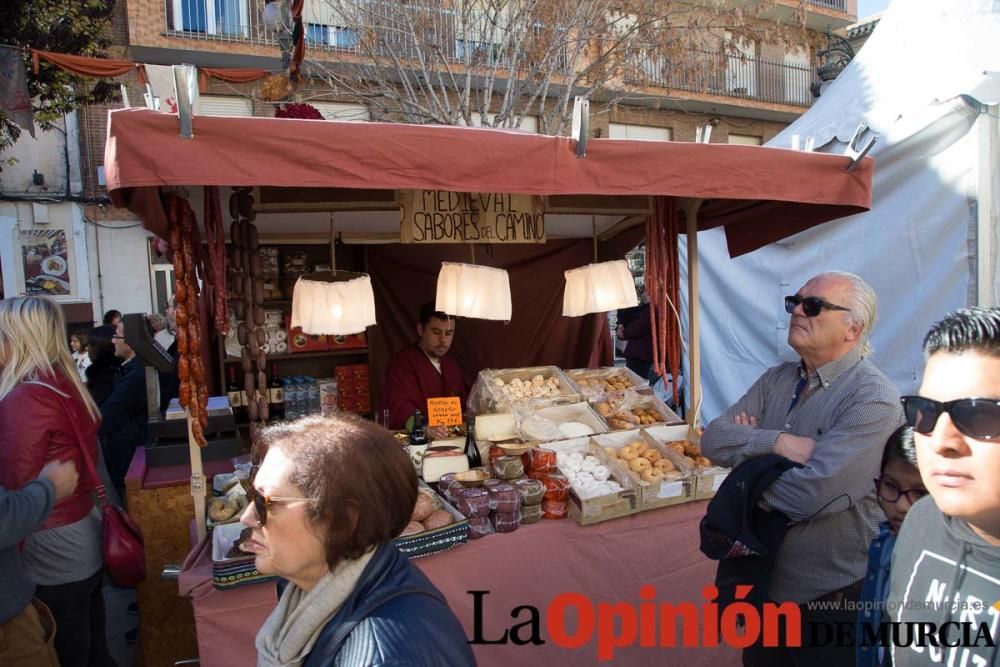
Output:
[381, 302, 468, 439]
[888, 306, 1000, 666]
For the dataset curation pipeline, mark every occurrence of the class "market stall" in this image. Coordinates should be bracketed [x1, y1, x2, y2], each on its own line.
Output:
[102, 107, 873, 665]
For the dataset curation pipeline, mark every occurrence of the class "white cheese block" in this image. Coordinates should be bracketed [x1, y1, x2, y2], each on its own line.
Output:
[475, 413, 518, 441]
[421, 451, 470, 483]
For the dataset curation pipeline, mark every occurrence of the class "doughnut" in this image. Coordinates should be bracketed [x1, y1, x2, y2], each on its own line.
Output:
[629, 457, 652, 472]
[642, 468, 665, 483]
[642, 449, 663, 463]
[654, 458, 676, 472]
[695, 456, 713, 467]
[628, 440, 647, 453]
[668, 442, 686, 455]
[619, 445, 640, 461]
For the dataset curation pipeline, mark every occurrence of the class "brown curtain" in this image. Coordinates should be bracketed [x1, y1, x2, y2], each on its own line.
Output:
[198, 68, 269, 93]
[32, 49, 137, 79]
[367, 240, 625, 410]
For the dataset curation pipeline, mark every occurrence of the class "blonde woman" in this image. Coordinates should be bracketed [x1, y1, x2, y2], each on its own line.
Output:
[0, 297, 116, 667]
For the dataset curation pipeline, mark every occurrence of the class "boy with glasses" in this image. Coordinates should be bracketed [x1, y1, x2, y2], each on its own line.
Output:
[887, 306, 1000, 667]
[856, 425, 926, 667]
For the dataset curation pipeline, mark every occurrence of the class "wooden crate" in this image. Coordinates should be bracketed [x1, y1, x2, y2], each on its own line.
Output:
[592, 430, 695, 511]
[644, 424, 730, 500]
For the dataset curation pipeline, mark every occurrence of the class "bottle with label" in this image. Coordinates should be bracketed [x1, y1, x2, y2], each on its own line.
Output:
[268, 363, 284, 421]
[463, 420, 482, 468]
[307, 376, 321, 415]
[409, 410, 428, 447]
[226, 366, 245, 422]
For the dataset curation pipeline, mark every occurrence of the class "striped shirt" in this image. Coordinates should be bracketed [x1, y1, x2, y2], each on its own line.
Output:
[701, 346, 903, 603]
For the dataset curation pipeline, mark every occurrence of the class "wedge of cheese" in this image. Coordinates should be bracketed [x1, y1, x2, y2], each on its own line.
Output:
[475, 413, 518, 442]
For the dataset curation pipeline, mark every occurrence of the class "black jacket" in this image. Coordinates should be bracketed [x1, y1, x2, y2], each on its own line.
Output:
[99, 357, 148, 489]
[700, 453, 801, 607]
[303, 542, 476, 667]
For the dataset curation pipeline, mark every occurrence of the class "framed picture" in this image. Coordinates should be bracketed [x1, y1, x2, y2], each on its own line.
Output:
[19, 228, 74, 297]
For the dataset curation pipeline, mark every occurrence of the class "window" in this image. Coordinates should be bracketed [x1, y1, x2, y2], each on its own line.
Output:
[306, 23, 327, 44]
[173, 0, 249, 36]
[727, 133, 762, 146]
[311, 102, 370, 122]
[199, 95, 254, 116]
[303, 0, 359, 49]
[608, 123, 672, 141]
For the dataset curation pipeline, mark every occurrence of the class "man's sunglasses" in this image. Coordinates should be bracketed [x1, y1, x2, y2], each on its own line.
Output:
[249, 488, 313, 527]
[784, 295, 851, 317]
[873, 477, 927, 505]
[901, 395, 1000, 440]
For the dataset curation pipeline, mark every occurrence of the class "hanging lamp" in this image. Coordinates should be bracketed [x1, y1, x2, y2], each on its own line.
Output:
[435, 261, 512, 321]
[562, 217, 638, 316]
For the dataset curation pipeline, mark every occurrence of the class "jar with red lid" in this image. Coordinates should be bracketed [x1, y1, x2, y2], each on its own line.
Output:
[543, 473, 570, 502]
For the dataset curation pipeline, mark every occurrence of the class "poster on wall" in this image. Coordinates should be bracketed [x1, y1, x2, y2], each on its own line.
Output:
[19, 229, 72, 296]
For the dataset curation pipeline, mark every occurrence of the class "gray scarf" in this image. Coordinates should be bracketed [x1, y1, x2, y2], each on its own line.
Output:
[256, 549, 375, 667]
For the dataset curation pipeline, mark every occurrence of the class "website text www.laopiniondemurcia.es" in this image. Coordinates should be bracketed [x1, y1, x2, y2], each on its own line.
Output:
[465, 586, 998, 661]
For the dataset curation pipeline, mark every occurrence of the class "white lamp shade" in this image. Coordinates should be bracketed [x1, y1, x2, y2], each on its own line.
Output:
[291, 274, 377, 335]
[436, 262, 512, 321]
[562, 260, 639, 316]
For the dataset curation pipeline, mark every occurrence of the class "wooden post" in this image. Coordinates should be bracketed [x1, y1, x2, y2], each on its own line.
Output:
[681, 198, 704, 436]
[188, 413, 207, 543]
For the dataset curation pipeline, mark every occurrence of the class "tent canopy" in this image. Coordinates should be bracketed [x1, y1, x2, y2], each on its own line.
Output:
[104, 109, 873, 256]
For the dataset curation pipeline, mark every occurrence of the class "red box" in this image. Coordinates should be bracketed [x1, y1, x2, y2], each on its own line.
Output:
[327, 332, 367, 351]
[288, 326, 328, 353]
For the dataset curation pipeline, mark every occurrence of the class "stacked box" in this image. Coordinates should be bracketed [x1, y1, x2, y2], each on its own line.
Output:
[287, 325, 328, 352]
[328, 332, 367, 350]
[335, 364, 370, 414]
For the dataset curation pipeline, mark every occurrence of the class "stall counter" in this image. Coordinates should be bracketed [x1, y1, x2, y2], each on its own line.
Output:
[125, 446, 235, 667]
[178, 500, 737, 666]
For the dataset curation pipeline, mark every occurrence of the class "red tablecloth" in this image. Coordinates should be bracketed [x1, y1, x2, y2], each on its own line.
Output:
[179, 501, 737, 667]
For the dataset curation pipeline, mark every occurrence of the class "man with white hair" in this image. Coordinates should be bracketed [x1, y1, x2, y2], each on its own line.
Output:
[702, 271, 904, 666]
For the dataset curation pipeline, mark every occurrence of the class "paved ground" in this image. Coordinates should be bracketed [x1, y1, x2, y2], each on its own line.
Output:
[104, 585, 138, 667]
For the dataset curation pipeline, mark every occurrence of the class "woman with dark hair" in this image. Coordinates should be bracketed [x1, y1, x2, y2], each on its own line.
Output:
[70, 328, 91, 380]
[241, 415, 474, 667]
[101, 310, 121, 327]
[85, 325, 120, 407]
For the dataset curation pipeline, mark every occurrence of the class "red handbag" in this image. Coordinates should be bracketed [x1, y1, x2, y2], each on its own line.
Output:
[64, 396, 148, 588]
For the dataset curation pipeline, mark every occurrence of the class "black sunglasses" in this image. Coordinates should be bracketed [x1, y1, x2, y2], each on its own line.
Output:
[873, 477, 927, 505]
[901, 395, 1000, 440]
[784, 294, 851, 317]
[249, 488, 313, 527]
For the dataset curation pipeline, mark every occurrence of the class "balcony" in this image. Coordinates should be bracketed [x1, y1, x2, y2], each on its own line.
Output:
[808, 0, 848, 11]
[626, 47, 814, 108]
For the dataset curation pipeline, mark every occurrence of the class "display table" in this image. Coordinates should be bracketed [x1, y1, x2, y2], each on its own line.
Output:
[178, 500, 738, 666]
[125, 447, 235, 667]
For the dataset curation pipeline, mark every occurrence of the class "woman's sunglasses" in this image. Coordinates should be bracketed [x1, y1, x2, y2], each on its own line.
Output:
[901, 395, 1000, 440]
[249, 488, 313, 527]
[873, 477, 927, 505]
[784, 295, 851, 317]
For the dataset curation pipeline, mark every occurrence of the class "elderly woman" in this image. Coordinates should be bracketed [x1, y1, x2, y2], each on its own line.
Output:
[0, 296, 115, 667]
[242, 415, 475, 667]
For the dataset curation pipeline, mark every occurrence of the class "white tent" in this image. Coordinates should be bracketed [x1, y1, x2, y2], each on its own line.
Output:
[687, 0, 1000, 421]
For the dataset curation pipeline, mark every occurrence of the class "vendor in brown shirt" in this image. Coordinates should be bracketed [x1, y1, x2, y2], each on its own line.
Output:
[381, 302, 468, 440]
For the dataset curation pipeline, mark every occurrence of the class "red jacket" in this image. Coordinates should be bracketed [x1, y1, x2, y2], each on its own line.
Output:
[381, 344, 468, 429]
[0, 371, 100, 529]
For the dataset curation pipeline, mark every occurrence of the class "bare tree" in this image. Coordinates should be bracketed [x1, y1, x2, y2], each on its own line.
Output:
[288, 0, 811, 134]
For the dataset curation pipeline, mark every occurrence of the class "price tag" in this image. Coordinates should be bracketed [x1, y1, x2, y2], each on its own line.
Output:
[658, 481, 684, 499]
[427, 397, 463, 427]
[712, 473, 729, 491]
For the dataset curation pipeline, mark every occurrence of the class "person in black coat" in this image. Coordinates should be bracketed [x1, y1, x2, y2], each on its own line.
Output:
[85, 325, 121, 407]
[100, 321, 148, 493]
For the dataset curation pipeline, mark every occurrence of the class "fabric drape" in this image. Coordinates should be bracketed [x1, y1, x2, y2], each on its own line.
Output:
[31, 50, 139, 80]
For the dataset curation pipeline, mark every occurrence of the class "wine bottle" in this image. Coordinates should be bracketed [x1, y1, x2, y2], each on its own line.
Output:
[268, 363, 284, 421]
[409, 410, 428, 447]
[226, 366, 245, 421]
[463, 420, 482, 468]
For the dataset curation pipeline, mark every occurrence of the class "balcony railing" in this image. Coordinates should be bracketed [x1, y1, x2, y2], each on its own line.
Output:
[807, 0, 848, 12]
[162, 0, 566, 69]
[626, 47, 814, 107]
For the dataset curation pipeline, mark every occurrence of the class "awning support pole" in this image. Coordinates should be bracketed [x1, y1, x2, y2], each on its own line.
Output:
[681, 198, 704, 434]
[188, 413, 206, 544]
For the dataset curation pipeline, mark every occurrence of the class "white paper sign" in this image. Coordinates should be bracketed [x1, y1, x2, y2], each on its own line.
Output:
[658, 481, 684, 499]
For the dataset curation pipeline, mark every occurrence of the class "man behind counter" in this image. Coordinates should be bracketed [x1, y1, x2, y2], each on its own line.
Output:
[382, 302, 468, 440]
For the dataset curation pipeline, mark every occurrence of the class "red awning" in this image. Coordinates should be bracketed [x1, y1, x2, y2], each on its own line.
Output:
[104, 109, 873, 256]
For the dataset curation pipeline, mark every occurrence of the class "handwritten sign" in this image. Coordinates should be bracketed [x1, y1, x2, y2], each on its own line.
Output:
[400, 190, 545, 244]
[426, 397, 464, 427]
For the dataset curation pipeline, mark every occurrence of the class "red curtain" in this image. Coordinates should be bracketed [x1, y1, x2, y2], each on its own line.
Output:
[366, 240, 619, 409]
[32, 49, 137, 79]
[198, 68, 269, 93]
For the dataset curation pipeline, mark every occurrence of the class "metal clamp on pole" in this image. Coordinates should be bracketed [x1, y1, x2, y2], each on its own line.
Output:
[571, 97, 590, 158]
[172, 64, 199, 140]
[161, 564, 183, 581]
[845, 122, 878, 172]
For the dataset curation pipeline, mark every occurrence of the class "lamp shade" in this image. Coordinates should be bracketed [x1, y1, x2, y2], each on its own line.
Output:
[291, 273, 376, 335]
[436, 262, 512, 320]
[562, 260, 639, 316]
